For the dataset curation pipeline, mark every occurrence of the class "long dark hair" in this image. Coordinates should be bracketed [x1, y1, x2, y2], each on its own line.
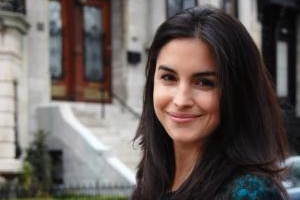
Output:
[132, 6, 288, 200]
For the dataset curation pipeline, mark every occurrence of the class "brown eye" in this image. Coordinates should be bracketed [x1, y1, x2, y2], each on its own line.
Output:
[194, 78, 215, 88]
[161, 74, 176, 81]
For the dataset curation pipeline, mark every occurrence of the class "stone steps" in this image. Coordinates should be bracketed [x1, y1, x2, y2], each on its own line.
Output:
[71, 102, 141, 172]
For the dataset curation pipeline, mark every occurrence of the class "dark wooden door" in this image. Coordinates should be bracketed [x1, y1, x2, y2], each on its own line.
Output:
[49, 0, 111, 102]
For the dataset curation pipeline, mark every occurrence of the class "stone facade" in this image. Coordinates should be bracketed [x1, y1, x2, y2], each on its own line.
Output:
[0, 7, 29, 178]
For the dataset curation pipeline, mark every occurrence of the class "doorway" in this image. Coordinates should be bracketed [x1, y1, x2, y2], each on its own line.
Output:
[261, 4, 297, 109]
[49, 0, 111, 102]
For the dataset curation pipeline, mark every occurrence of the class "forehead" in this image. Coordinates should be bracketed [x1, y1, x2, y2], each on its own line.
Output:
[156, 38, 217, 72]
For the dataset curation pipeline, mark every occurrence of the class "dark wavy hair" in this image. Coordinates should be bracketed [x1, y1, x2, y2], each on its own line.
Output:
[132, 6, 288, 200]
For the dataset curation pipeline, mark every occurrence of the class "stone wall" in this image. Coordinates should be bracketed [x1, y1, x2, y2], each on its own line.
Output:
[26, 0, 50, 139]
[0, 9, 29, 177]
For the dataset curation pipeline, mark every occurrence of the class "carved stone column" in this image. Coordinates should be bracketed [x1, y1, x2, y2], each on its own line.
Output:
[0, 0, 26, 14]
[0, 0, 29, 180]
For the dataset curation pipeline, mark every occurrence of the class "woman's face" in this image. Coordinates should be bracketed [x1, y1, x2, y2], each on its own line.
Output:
[153, 38, 220, 149]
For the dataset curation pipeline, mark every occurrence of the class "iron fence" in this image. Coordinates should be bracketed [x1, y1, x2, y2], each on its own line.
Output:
[0, 183, 134, 199]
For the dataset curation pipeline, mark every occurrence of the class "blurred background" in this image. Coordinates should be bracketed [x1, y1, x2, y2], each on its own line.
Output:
[0, 0, 300, 199]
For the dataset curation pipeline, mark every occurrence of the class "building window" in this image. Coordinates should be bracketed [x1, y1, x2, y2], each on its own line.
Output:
[166, 0, 198, 18]
[49, 0, 63, 80]
[222, 0, 238, 17]
[83, 5, 103, 82]
[49, 150, 63, 185]
[276, 40, 288, 98]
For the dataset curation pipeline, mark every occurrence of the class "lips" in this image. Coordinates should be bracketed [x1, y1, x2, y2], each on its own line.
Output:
[167, 111, 202, 123]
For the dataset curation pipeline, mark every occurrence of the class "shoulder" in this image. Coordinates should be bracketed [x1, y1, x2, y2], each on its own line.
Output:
[225, 174, 285, 200]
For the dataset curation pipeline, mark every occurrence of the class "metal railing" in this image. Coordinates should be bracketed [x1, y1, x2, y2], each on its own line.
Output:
[99, 89, 141, 120]
[111, 91, 141, 120]
[0, 183, 134, 199]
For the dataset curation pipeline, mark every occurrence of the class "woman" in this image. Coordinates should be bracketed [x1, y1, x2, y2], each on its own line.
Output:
[132, 6, 289, 200]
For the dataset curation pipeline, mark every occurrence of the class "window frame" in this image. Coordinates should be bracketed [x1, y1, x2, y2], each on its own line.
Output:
[166, 0, 198, 19]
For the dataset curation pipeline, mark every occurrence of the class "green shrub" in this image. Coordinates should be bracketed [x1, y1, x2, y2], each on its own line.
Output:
[18, 130, 52, 196]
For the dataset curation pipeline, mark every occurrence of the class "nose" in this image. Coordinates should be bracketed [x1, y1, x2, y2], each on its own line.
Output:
[173, 83, 194, 108]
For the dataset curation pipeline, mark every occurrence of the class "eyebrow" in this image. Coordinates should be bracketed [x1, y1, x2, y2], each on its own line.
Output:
[157, 65, 217, 77]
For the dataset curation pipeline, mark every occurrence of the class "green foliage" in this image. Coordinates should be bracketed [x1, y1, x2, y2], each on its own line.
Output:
[15, 130, 129, 200]
[19, 130, 52, 195]
[19, 161, 33, 190]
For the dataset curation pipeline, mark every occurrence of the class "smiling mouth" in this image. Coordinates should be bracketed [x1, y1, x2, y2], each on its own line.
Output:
[167, 112, 202, 123]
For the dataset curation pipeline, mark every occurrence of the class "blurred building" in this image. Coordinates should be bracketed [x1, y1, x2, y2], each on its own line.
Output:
[0, 0, 299, 187]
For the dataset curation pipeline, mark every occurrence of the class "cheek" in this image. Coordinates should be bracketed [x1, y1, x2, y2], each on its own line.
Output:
[153, 83, 173, 116]
[198, 92, 221, 133]
[153, 85, 165, 112]
[211, 96, 220, 114]
[210, 94, 220, 123]
[153, 81, 160, 114]
[196, 92, 220, 114]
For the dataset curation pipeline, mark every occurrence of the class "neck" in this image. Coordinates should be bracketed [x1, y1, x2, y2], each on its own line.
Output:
[171, 143, 200, 191]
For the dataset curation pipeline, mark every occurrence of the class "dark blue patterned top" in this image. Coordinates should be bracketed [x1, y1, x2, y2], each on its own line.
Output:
[224, 174, 284, 200]
[160, 174, 285, 200]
